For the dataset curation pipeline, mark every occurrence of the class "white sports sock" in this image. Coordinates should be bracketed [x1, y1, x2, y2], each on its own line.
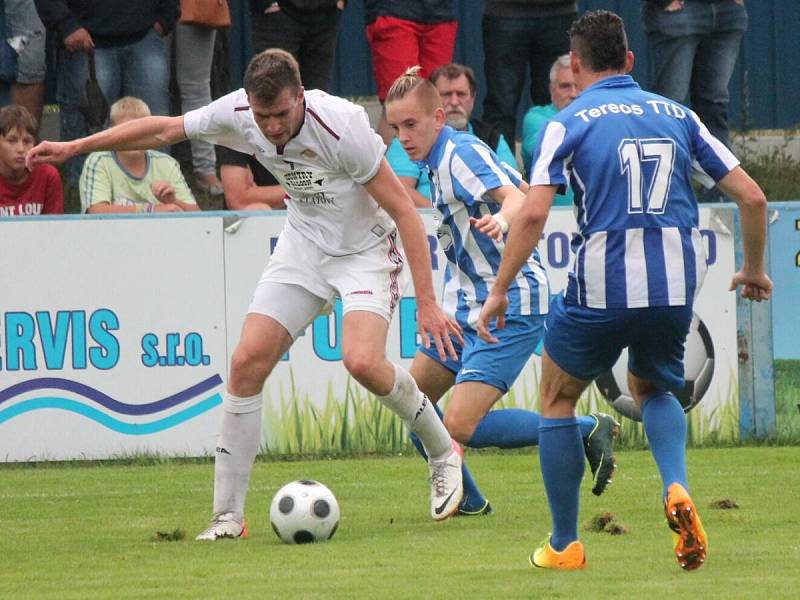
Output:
[211, 392, 263, 521]
[377, 364, 452, 461]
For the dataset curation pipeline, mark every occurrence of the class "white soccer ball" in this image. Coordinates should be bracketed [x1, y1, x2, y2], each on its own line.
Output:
[595, 314, 715, 422]
[269, 480, 340, 544]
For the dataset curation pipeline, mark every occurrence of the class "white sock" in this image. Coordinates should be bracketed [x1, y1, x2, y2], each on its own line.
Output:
[377, 364, 452, 461]
[211, 392, 263, 521]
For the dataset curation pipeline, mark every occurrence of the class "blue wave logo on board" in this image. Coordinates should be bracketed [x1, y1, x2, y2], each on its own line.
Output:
[0, 375, 223, 435]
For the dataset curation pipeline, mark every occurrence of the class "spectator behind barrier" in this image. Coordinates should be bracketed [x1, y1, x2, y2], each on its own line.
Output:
[642, 0, 748, 202]
[218, 145, 286, 211]
[0, 105, 63, 216]
[481, 0, 576, 147]
[174, 1, 231, 197]
[79, 97, 198, 214]
[521, 54, 577, 206]
[386, 63, 518, 208]
[5, 1, 47, 131]
[250, 0, 345, 94]
[34, 0, 179, 188]
[365, 0, 458, 145]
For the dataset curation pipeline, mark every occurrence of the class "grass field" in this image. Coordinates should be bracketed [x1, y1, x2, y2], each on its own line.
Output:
[1, 447, 798, 599]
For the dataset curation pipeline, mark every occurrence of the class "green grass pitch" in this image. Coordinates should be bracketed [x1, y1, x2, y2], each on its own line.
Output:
[1, 447, 798, 598]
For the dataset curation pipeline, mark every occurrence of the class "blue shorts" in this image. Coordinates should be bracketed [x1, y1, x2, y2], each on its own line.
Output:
[418, 315, 545, 393]
[544, 295, 693, 392]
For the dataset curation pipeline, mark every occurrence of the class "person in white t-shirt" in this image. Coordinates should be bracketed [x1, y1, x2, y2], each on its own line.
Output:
[27, 49, 465, 539]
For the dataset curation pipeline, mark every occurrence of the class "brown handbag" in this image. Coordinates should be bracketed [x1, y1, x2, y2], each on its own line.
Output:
[180, 0, 231, 28]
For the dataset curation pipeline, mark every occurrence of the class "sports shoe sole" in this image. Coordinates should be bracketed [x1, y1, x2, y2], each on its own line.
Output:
[665, 486, 707, 571]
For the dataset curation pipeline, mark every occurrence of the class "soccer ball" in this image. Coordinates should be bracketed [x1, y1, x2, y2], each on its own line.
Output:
[595, 314, 715, 422]
[269, 480, 340, 544]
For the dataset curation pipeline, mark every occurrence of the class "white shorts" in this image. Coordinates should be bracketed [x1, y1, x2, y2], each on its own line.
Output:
[247, 225, 409, 338]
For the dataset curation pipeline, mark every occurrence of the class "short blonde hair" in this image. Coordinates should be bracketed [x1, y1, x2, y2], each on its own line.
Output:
[109, 96, 151, 126]
[385, 66, 442, 114]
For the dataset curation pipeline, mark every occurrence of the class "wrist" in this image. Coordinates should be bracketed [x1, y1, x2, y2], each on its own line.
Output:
[491, 212, 509, 234]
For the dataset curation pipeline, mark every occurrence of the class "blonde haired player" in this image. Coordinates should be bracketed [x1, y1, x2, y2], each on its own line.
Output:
[384, 67, 619, 517]
[29, 49, 465, 538]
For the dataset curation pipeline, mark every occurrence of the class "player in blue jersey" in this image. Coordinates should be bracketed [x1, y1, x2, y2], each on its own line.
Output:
[385, 67, 621, 516]
[478, 10, 772, 570]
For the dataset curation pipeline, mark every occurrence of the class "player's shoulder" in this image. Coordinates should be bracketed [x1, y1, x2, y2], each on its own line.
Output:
[304, 89, 370, 137]
[212, 88, 250, 112]
[449, 128, 491, 155]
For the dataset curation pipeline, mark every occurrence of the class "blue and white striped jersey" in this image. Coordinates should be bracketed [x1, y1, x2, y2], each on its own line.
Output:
[423, 126, 550, 328]
[530, 75, 739, 309]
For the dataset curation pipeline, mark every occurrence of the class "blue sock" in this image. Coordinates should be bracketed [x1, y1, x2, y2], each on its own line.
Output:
[409, 403, 488, 512]
[641, 392, 688, 497]
[466, 410, 597, 448]
[467, 409, 539, 448]
[539, 417, 584, 552]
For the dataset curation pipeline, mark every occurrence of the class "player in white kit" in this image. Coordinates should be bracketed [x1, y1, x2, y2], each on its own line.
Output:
[27, 49, 466, 538]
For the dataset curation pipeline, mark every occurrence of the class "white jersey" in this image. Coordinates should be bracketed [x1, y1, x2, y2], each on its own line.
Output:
[184, 88, 394, 256]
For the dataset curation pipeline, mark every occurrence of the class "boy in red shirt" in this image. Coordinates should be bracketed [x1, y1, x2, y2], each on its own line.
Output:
[0, 106, 63, 216]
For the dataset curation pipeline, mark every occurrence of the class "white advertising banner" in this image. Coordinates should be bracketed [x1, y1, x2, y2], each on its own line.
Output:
[0, 208, 738, 461]
[0, 217, 228, 460]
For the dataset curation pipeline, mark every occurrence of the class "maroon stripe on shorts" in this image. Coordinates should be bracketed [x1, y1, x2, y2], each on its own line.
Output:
[386, 231, 404, 313]
[234, 106, 250, 112]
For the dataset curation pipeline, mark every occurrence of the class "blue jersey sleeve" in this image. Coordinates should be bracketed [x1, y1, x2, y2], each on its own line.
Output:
[687, 110, 739, 183]
[449, 140, 516, 205]
[528, 120, 571, 194]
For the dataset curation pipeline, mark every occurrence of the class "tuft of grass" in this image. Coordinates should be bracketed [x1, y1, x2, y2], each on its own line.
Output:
[586, 511, 630, 535]
[710, 498, 740, 510]
[153, 528, 186, 542]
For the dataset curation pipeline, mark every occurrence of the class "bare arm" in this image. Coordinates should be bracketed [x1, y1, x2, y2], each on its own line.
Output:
[220, 164, 286, 210]
[26, 116, 188, 168]
[364, 159, 462, 359]
[476, 184, 556, 342]
[717, 166, 773, 301]
[469, 184, 527, 240]
[87, 202, 182, 214]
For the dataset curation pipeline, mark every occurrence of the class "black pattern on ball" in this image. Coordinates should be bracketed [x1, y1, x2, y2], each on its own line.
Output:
[313, 499, 330, 518]
[271, 521, 281, 538]
[299, 480, 318, 486]
[294, 530, 314, 544]
[278, 495, 294, 514]
[328, 522, 339, 540]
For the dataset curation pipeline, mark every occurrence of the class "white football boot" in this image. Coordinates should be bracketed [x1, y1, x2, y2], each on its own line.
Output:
[429, 441, 464, 521]
[195, 512, 248, 541]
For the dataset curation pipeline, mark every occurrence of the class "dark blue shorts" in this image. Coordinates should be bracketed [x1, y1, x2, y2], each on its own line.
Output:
[544, 295, 693, 392]
[418, 315, 545, 393]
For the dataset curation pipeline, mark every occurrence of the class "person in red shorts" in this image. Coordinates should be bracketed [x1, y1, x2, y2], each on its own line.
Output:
[365, 0, 457, 144]
[0, 105, 63, 216]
